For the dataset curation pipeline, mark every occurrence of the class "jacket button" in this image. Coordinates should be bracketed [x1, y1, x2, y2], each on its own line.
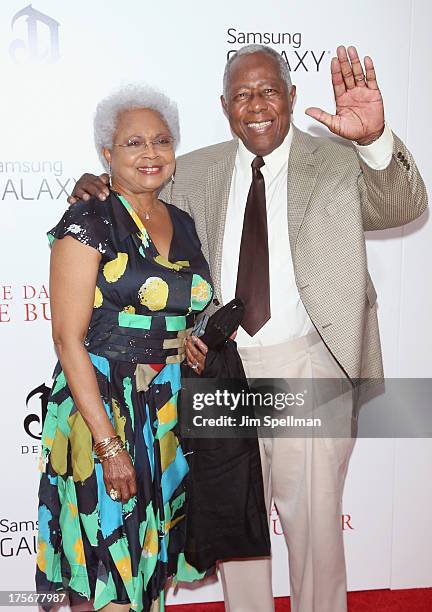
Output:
[406, 163, 410, 170]
[213, 298, 220, 306]
[397, 152, 402, 159]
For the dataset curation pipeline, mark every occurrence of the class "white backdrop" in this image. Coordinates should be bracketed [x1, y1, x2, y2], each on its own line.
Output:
[0, 0, 431, 608]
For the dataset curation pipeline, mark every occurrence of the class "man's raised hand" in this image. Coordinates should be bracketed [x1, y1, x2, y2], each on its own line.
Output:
[305, 46, 385, 145]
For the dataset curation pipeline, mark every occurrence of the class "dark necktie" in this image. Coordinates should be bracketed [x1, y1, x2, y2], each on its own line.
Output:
[235, 156, 270, 336]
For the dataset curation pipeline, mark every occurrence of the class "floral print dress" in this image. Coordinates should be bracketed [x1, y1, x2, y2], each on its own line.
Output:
[36, 191, 213, 611]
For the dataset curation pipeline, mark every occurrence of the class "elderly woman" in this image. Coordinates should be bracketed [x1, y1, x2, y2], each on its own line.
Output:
[36, 85, 213, 612]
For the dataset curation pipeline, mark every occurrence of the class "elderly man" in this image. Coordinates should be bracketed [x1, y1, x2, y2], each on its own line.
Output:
[69, 45, 427, 612]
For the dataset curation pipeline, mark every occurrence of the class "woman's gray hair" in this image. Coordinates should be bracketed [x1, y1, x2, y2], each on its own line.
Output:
[94, 84, 180, 170]
[223, 44, 292, 99]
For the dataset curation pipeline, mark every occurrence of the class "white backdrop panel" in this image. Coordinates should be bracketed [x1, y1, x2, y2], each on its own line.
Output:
[0, 0, 430, 607]
[391, 0, 432, 590]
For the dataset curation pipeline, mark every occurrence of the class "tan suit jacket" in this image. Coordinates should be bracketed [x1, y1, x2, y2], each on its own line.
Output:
[161, 125, 427, 380]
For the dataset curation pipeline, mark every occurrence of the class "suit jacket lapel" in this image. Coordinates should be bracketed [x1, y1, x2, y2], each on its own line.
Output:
[288, 125, 321, 257]
[205, 139, 238, 300]
[204, 129, 320, 299]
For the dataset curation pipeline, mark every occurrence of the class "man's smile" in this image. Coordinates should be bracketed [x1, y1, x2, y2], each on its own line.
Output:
[246, 120, 274, 133]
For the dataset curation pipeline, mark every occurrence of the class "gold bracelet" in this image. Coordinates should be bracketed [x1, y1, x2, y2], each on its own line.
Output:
[99, 440, 123, 455]
[94, 435, 121, 456]
[96, 437, 125, 462]
[96, 439, 119, 455]
[97, 440, 123, 456]
[99, 444, 125, 463]
[94, 435, 119, 449]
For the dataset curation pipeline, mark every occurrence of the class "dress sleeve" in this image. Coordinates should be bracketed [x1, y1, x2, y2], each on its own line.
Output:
[47, 200, 110, 255]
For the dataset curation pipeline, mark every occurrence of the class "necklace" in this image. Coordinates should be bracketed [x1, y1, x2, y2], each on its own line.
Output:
[117, 194, 150, 239]
[142, 200, 158, 220]
[114, 190, 158, 221]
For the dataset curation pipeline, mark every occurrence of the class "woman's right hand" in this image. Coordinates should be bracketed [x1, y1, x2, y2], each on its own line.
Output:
[102, 450, 137, 503]
[67, 173, 110, 205]
[185, 335, 208, 375]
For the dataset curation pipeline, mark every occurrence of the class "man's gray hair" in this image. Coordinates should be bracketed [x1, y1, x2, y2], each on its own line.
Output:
[94, 84, 180, 170]
[223, 45, 292, 99]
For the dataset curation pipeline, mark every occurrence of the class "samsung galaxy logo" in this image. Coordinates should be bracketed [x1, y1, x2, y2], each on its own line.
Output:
[226, 28, 328, 72]
[227, 28, 302, 48]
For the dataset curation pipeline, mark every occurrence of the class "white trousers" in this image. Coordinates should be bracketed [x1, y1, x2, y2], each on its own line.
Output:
[219, 332, 356, 612]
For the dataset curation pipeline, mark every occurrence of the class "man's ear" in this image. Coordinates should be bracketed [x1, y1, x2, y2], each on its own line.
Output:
[220, 95, 229, 117]
[289, 85, 297, 114]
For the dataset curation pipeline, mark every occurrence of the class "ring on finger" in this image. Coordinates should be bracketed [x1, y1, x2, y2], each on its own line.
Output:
[109, 488, 119, 501]
[191, 362, 199, 370]
[355, 75, 364, 81]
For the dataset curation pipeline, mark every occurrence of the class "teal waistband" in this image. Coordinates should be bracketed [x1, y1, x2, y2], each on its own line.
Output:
[118, 311, 195, 332]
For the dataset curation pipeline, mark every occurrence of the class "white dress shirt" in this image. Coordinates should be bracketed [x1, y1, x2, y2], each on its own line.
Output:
[221, 123, 394, 348]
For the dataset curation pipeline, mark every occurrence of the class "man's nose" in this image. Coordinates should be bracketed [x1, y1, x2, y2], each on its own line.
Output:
[247, 92, 268, 113]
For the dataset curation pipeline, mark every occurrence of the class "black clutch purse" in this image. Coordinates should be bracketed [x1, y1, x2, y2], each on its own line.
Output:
[181, 297, 271, 571]
[192, 298, 244, 349]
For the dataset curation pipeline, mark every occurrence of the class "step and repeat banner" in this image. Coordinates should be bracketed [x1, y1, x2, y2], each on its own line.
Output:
[0, 0, 431, 608]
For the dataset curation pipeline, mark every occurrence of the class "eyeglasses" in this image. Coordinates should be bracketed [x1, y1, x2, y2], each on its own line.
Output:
[112, 136, 175, 153]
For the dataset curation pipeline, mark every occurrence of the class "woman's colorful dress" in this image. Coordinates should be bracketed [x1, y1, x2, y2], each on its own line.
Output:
[36, 191, 213, 611]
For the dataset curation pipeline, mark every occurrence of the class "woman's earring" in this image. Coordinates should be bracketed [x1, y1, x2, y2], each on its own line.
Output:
[108, 161, 112, 187]
[169, 172, 175, 202]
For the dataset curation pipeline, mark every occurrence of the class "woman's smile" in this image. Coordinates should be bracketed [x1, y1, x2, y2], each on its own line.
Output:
[136, 165, 163, 175]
